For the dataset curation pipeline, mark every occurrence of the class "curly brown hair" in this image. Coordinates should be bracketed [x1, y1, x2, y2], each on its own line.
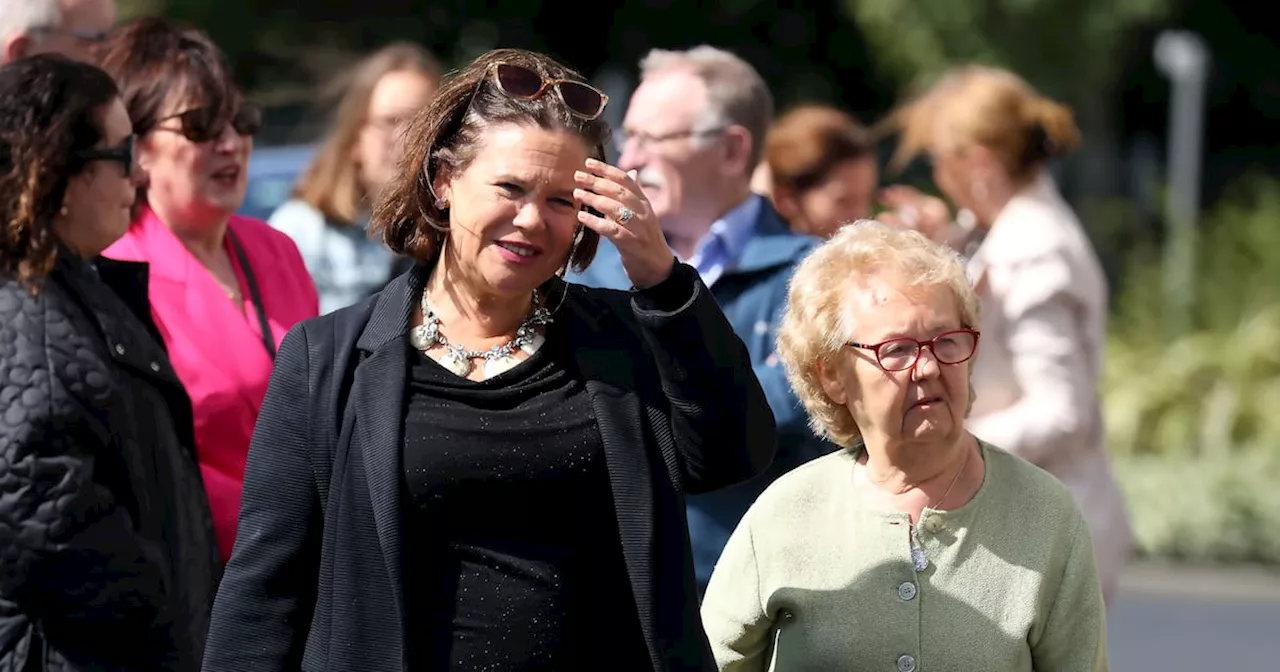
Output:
[369, 48, 611, 273]
[0, 54, 119, 289]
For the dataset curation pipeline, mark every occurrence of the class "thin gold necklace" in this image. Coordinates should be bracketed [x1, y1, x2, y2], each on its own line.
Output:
[909, 444, 971, 571]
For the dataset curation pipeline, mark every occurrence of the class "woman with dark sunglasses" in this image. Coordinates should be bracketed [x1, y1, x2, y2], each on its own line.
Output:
[0, 54, 220, 672]
[203, 47, 776, 672]
[92, 17, 320, 565]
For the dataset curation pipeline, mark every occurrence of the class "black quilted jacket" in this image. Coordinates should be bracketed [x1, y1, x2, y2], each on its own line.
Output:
[0, 252, 221, 672]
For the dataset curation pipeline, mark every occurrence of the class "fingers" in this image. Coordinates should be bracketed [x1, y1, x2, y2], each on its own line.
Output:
[574, 168, 631, 203]
[576, 205, 622, 239]
[573, 187, 625, 223]
[583, 158, 637, 190]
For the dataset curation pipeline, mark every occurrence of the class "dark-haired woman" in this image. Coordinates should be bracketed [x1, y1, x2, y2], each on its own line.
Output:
[203, 47, 776, 671]
[95, 17, 319, 563]
[0, 54, 219, 672]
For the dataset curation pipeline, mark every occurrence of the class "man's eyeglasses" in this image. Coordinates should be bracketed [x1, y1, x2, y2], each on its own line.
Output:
[848, 329, 980, 372]
[612, 127, 727, 154]
[485, 62, 608, 121]
[76, 134, 136, 177]
[152, 105, 262, 143]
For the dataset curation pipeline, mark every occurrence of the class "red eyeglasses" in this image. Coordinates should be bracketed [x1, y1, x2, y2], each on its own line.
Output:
[847, 329, 981, 372]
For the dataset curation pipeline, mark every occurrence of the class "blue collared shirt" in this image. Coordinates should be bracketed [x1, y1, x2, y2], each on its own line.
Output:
[682, 194, 762, 288]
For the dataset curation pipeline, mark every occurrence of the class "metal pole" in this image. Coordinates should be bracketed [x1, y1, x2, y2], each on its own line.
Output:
[1153, 30, 1210, 336]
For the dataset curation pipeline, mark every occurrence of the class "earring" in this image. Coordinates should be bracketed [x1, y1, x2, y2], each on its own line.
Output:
[435, 198, 448, 210]
[59, 206, 68, 217]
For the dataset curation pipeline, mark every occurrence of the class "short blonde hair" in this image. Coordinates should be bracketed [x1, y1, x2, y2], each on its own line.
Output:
[776, 220, 979, 447]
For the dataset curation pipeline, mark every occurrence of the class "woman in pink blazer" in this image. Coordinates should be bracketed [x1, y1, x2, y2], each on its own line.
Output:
[96, 18, 319, 562]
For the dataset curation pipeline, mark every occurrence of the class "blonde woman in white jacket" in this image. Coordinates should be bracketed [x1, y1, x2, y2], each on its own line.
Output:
[877, 65, 1135, 604]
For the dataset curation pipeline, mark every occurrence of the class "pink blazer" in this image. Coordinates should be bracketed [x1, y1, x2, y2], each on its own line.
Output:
[104, 206, 319, 562]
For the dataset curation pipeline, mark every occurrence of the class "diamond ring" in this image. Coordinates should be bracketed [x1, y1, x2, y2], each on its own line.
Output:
[617, 207, 635, 225]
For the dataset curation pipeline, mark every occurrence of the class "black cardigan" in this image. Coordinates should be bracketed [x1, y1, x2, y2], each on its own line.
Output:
[201, 262, 777, 671]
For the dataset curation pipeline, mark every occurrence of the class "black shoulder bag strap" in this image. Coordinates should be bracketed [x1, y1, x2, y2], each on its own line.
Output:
[226, 228, 276, 360]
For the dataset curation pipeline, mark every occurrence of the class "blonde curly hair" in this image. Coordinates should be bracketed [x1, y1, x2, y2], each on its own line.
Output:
[776, 220, 980, 447]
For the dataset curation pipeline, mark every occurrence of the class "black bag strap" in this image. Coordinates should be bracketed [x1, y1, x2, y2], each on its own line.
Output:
[226, 228, 276, 360]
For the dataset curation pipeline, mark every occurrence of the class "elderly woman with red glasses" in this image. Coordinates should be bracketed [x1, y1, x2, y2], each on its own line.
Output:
[93, 18, 319, 565]
[700, 221, 1109, 672]
[202, 47, 775, 672]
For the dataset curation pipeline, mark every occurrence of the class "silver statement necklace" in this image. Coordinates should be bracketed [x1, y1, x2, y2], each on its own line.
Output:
[909, 446, 971, 572]
[408, 288, 552, 379]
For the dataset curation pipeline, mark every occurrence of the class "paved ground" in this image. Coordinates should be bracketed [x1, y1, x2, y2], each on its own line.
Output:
[1108, 563, 1280, 669]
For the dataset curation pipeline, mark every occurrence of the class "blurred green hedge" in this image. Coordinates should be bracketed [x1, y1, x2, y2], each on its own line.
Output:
[1102, 174, 1280, 564]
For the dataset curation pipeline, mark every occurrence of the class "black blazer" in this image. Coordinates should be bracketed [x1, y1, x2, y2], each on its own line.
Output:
[202, 262, 777, 671]
[0, 254, 220, 671]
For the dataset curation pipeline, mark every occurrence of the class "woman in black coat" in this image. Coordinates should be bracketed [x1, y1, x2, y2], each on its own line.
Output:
[0, 56, 220, 671]
[202, 48, 776, 671]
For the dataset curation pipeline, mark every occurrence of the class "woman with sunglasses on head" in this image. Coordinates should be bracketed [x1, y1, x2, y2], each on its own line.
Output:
[700, 221, 1108, 672]
[93, 17, 320, 565]
[0, 55, 219, 672]
[202, 47, 776, 672]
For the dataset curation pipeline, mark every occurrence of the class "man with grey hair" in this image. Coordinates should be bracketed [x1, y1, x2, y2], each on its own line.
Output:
[0, 0, 115, 64]
[569, 45, 830, 596]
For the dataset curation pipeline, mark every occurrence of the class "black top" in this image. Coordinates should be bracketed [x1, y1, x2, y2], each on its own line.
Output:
[402, 320, 650, 670]
[199, 263, 777, 672]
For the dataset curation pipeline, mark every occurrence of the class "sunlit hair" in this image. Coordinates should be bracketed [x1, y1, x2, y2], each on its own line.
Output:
[882, 64, 1080, 184]
[776, 220, 979, 447]
[370, 48, 609, 271]
[293, 42, 441, 227]
[0, 55, 119, 290]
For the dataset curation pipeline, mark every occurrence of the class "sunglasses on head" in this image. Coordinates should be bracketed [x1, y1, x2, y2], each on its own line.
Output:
[153, 104, 262, 143]
[486, 62, 608, 121]
[76, 134, 136, 177]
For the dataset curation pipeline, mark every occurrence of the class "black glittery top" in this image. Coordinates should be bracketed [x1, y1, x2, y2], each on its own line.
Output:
[401, 319, 651, 670]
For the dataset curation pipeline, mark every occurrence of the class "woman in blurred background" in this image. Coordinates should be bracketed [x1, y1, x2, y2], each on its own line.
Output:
[95, 17, 319, 564]
[0, 54, 218, 672]
[270, 41, 441, 313]
[877, 64, 1133, 603]
[756, 104, 878, 239]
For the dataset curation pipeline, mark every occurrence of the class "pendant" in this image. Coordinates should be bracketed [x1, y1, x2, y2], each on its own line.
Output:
[482, 354, 521, 379]
[439, 349, 472, 377]
[409, 322, 439, 350]
[519, 332, 546, 355]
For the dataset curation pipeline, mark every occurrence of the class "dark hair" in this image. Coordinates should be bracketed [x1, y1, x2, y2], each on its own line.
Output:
[94, 17, 242, 136]
[369, 48, 610, 272]
[765, 104, 874, 195]
[295, 41, 442, 227]
[0, 54, 119, 288]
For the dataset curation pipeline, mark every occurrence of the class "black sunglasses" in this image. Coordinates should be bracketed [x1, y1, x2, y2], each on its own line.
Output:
[153, 104, 262, 143]
[486, 63, 608, 121]
[76, 134, 135, 177]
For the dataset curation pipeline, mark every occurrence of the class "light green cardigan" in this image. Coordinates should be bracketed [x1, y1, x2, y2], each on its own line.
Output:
[700, 441, 1108, 672]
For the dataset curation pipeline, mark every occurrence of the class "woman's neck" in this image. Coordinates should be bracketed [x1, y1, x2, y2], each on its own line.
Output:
[151, 202, 230, 260]
[973, 172, 1030, 231]
[856, 433, 976, 504]
[425, 252, 535, 344]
